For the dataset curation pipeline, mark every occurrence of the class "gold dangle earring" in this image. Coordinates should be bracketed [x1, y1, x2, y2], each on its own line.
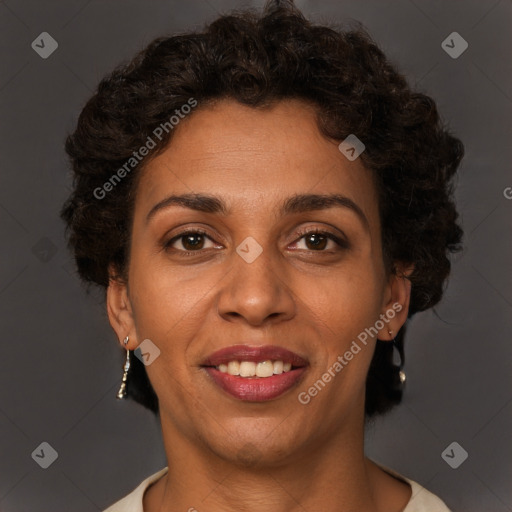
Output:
[389, 329, 406, 385]
[116, 336, 131, 399]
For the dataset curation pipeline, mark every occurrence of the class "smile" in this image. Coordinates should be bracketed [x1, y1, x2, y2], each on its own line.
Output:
[201, 344, 309, 401]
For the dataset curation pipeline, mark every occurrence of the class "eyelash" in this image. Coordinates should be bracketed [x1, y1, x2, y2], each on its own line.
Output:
[163, 227, 349, 256]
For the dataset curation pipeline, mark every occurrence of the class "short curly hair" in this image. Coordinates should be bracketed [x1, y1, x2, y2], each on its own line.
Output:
[61, 0, 464, 418]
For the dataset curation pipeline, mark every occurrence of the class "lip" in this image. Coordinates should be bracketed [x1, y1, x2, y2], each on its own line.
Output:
[201, 344, 309, 402]
[204, 367, 308, 401]
[201, 344, 308, 367]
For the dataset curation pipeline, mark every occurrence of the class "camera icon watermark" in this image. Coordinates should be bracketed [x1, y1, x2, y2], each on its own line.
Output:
[31, 442, 58, 469]
[236, 236, 263, 263]
[134, 339, 161, 366]
[32, 236, 58, 262]
[503, 187, 512, 200]
[338, 134, 365, 161]
[31, 32, 58, 59]
[441, 441, 468, 469]
[441, 32, 468, 59]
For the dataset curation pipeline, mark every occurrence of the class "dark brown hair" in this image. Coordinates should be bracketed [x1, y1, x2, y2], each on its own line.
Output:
[61, 0, 464, 418]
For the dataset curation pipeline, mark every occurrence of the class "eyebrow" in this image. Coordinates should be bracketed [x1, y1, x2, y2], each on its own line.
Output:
[146, 192, 369, 231]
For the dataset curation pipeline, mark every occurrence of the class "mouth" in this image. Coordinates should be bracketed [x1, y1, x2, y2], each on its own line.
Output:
[201, 344, 309, 402]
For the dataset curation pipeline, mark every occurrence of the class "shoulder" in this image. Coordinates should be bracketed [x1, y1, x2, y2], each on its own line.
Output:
[373, 461, 452, 512]
[102, 467, 168, 512]
[403, 479, 452, 511]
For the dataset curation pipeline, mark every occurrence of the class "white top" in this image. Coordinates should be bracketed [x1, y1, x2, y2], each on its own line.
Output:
[103, 462, 451, 511]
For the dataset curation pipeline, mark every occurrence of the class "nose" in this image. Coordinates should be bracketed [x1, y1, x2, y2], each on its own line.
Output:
[216, 241, 296, 327]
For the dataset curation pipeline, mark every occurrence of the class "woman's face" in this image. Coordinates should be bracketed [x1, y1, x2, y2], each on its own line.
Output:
[108, 98, 410, 465]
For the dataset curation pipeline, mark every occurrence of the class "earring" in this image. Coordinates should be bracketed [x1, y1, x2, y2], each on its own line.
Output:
[391, 333, 406, 385]
[116, 336, 131, 400]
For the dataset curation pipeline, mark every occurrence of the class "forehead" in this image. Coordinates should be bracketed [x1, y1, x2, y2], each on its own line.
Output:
[135, 99, 379, 224]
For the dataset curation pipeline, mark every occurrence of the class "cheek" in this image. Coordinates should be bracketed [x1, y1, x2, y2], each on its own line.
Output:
[128, 260, 223, 350]
[304, 266, 383, 335]
[127, 270, 209, 400]
[299, 266, 384, 403]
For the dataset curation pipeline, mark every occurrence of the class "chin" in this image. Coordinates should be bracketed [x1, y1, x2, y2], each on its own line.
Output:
[205, 421, 305, 468]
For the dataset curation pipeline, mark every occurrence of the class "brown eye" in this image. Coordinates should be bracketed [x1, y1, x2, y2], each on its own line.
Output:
[164, 230, 217, 253]
[303, 232, 329, 250]
[292, 228, 349, 252]
[180, 233, 206, 251]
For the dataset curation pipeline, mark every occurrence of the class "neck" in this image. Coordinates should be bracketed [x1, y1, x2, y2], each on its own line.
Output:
[146, 410, 389, 512]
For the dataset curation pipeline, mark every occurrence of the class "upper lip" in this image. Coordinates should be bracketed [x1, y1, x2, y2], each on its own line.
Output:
[201, 345, 309, 367]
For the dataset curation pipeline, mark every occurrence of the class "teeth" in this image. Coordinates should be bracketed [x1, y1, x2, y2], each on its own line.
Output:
[216, 360, 295, 378]
[227, 360, 240, 375]
[256, 360, 274, 377]
[273, 360, 283, 374]
[239, 361, 256, 377]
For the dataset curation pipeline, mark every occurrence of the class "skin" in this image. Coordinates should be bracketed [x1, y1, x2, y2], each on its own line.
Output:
[107, 99, 414, 512]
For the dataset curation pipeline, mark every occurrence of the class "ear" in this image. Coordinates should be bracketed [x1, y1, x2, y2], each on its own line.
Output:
[377, 262, 414, 341]
[106, 264, 137, 350]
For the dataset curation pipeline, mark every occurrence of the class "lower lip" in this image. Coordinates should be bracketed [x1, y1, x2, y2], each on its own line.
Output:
[204, 367, 308, 401]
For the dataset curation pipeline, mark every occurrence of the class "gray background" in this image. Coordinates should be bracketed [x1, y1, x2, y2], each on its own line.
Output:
[0, 0, 511, 510]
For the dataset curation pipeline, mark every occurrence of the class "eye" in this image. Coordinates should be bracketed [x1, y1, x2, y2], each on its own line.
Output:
[162, 227, 349, 256]
[291, 228, 349, 252]
[164, 229, 219, 253]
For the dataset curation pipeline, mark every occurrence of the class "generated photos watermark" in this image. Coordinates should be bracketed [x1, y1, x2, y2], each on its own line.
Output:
[93, 97, 198, 200]
[298, 302, 402, 404]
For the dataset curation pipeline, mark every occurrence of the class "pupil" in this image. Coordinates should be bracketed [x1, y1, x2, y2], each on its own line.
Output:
[184, 234, 203, 250]
[307, 234, 327, 250]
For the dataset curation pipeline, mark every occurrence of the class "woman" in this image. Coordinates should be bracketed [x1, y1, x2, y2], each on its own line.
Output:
[61, 1, 463, 510]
